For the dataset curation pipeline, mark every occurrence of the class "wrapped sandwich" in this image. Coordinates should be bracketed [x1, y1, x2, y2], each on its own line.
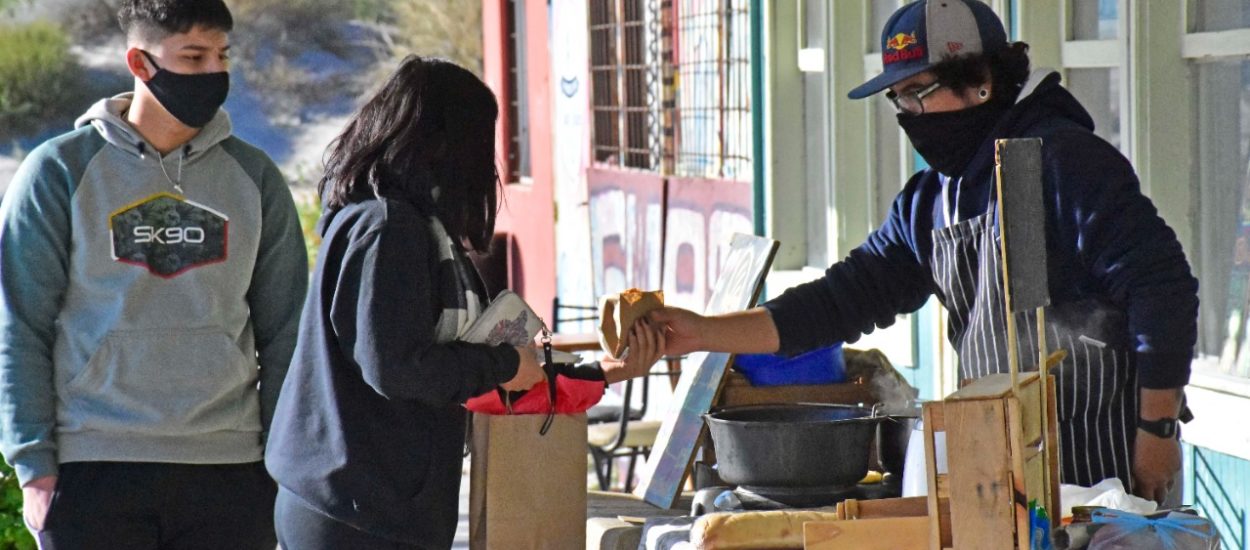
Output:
[598, 288, 664, 358]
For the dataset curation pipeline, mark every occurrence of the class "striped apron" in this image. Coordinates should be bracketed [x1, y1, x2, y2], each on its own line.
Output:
[929, 179, 1137, 490]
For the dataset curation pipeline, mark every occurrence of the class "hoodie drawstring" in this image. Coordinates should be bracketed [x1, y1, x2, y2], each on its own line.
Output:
[154, 144, 191, 195]
[177, 145, 189, 184]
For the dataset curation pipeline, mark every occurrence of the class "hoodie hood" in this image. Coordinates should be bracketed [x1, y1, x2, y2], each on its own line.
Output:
[935, 70, 1101, 225]
[74, 93, 233, 160]
[953, 70, 1095, 182]
[1000, 69, 1095, 136]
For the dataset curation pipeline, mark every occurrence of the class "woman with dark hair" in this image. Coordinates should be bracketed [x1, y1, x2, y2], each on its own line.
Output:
[264, 56, 664, 549]
[651, 0, 1196, 507]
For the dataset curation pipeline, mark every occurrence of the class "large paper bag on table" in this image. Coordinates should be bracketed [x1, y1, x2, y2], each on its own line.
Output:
[469, 412, 588, 550]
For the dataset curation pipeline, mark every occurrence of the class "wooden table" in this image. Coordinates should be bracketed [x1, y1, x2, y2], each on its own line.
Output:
[549, 332, 603, 353]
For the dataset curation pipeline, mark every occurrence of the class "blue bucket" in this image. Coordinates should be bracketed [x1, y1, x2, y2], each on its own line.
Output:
[733, 343, 845, 387]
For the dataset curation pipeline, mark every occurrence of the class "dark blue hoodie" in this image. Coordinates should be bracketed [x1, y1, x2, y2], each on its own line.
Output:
[265, 197, 519, 547]
[763, 71, 1198, 389]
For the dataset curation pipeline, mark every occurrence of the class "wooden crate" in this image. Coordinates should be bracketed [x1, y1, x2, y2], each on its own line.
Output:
[922, 372, 1059, 550]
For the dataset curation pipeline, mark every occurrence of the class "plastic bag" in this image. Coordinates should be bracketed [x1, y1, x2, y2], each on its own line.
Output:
[1088, 509, 1221, 550]
[465, 362, 606, 415]
[1060, 478, 1158, 519]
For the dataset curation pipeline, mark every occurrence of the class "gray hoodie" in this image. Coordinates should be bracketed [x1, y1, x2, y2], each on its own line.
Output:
[0, 94, 308, 484]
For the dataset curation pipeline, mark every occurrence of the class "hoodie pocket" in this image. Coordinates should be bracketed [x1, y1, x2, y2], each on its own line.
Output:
[65, 327, 259, 434]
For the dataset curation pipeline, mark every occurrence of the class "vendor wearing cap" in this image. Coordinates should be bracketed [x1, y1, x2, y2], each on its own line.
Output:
[649, 0, 1196, 505]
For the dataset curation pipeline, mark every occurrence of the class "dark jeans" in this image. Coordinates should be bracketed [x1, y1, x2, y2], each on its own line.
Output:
[275, 487, 420, 550]
[34, 461, 276, 550]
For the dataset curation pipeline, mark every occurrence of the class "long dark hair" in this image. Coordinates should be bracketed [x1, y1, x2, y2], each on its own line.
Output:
[319, 55, 501, 252]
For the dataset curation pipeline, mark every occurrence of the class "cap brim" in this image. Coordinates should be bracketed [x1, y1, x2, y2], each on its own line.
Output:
[847, 64, 932, 100]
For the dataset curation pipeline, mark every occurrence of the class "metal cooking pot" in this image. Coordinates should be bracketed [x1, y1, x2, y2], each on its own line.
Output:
[876, 414, 920, 476]
[703, 404, 880, 489]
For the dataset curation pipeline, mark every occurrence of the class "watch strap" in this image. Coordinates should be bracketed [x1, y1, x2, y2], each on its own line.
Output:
[1138, 416, 1179, 439]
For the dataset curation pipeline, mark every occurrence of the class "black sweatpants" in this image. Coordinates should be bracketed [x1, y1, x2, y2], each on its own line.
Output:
[34, 461, 276, 550]
[274, 487, 420, 550]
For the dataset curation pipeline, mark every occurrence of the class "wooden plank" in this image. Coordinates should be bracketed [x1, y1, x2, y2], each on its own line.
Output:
[946, 372, 1040, 402]
[837, 496, 927, 519]
[803, 517, 930, 550]
[835, 496, 953, 547]
[633, 234, 779, 509]
[945, 399, 1016, 549]
[996, 138, 1050, 313]
[1025, 451, 1047, 511]
[922, 403, 943, 550]
[1046, 374, 1061, 526]
[1008, 396, 1030, 550]
[1018, 373, 1043, 449]
[717, 372, 875, 408]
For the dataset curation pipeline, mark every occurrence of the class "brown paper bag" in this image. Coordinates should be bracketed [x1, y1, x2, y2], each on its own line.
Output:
[469, 412, 588, 550]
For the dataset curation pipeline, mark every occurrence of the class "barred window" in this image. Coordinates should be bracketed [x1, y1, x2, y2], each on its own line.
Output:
[673, 0, 752, 181]
[590, 0, 659, 171]
[506, 0, 531, 182]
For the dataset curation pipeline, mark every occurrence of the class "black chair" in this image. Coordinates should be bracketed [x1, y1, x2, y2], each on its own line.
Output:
[551, 296, 681, 491]
[586, 368, 663, 492]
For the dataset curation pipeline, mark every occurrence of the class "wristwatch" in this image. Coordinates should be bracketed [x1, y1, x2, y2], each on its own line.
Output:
[1137, 417, 1179, 439]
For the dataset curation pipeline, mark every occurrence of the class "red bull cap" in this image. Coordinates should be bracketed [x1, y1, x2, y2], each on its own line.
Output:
[848, 0, 1007, 100]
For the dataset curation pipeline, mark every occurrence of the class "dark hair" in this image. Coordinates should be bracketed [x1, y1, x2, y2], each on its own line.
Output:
[319, 55, 501, 252]
[931, 42, 1031, 104]
[117, 0, 234, 44]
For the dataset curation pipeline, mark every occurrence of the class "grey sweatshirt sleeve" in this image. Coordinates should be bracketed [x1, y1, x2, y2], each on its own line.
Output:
[246, 161, 308, 438]
[0, 146, 74, 485]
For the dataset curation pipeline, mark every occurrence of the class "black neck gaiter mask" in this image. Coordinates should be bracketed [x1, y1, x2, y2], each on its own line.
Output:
[141, 50, 229, 128]
[897, 98, 1008, 176]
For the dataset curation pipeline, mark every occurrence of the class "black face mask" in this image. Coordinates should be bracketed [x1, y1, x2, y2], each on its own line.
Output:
[897, 99, 1007, 176]
[141, 50, 229, 128]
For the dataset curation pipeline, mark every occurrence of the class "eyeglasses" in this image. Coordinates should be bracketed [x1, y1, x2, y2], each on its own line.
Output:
[885, 81, 944, 115]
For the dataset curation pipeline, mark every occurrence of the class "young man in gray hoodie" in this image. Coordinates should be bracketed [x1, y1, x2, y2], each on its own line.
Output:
[0, 0, 308, 547]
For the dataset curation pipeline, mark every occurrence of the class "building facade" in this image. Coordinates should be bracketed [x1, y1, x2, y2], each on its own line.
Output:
[483, 1, 1250, 544]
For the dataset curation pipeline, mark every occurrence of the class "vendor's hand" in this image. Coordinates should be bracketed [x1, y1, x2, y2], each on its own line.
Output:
[502, 346, 546, 392]
[647, 307, 705, 357]
[602, 318, 668, 384]
[22, 475, 56, 532]
[1133, 430, 1181, 505]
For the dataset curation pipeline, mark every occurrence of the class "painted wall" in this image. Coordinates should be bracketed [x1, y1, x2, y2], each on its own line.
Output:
[549, 0, 596, 332]
[663, 178, 754, 312]
[586, 169, 666, 298]
[483, 0, 557, 320]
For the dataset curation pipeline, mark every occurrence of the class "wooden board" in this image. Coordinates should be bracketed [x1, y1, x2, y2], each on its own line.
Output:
[717, 371, 875, 408]
[945, 371, 1039, 401]
[804, 516, 930, 550]
[1008, 396, 1031, 550]
[922, 403, 943, 550]
[837, 496, 953, 548]
[995, 138, 1050, 312]
[1046, 373, 1061, 524]
[944, 397, 1016, 548]
[633, 233, 779, 508]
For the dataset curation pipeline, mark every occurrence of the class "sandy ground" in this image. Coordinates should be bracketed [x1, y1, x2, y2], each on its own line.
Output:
[278, 113, 354, 188]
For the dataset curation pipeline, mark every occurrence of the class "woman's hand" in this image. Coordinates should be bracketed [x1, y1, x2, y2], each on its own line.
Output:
[502, 346, 547, 392]
[601, 318, 667, 384]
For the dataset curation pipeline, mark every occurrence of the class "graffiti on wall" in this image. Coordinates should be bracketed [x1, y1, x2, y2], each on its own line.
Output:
[587, 169, 666, 300]
[663, 177, 754, 312]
